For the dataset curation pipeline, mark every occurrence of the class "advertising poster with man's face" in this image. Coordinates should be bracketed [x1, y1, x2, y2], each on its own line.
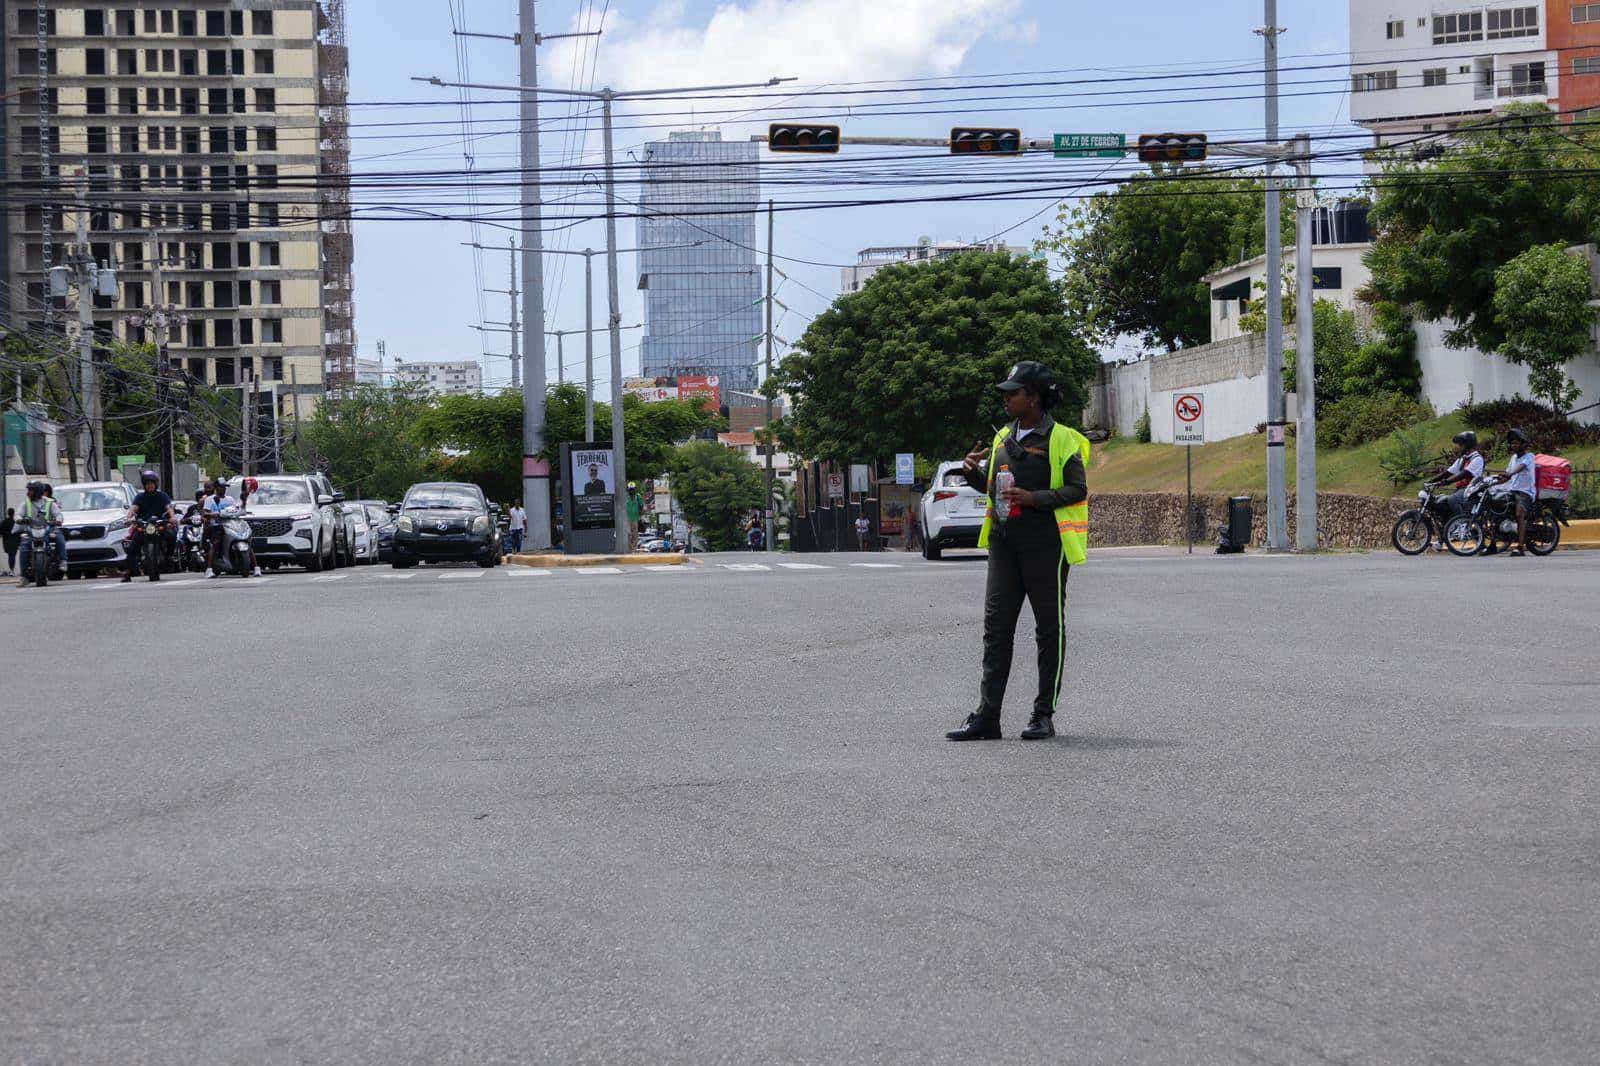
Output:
[571, 448, 616, 531]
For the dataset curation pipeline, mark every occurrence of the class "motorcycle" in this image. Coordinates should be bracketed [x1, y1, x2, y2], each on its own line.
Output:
[176, 513, 207, 572]
[21, 518, 62, 587]
[132, 517, 170, 581]
[207, 506, 256, 577]
[1443, 481, 1565, 557]
[1391, 485, 1453, 556]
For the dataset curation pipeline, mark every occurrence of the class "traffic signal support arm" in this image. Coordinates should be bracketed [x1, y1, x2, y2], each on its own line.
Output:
[750, 134, 1310, 160]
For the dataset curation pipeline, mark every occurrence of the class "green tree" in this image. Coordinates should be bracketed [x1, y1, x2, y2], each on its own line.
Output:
[1238, 289, 1369, 408]
[290, 382, 435, 500]
[409, 389, 522, 501]
[1367, 103, 1600, 353]
[667, 440, 765, 551]
[1491, 243, 1597, 410]
[768, 250, 1096, 463]
[1038, 168, 1292, 352]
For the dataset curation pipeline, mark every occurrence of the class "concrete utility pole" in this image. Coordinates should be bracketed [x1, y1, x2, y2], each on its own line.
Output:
[74, 180, 103, 481]
[763, 199, 776, 552]
[518, 0, 553, 551]
[1293, 133, 1318, 552]
[1258, 0, 1289, 551]
[241, 373, 254, 477]
[583, 249, 594, 441]
[599, 90, 631, 551]
[507, 239, 521, 390]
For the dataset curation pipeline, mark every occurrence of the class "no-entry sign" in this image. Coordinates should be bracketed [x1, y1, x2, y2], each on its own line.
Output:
[1173, 392, 1205, 446]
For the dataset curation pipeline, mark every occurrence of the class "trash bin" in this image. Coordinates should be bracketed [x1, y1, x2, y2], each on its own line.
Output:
[1228, 496, 1253, 550]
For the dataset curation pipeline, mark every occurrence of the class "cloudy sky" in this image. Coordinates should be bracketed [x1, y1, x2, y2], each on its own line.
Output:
[347, 0, 1354, 388]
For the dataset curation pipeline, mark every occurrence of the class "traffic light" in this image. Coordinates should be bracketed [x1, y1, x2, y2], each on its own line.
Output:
[768, 124, 840, 153]
[1137, 132, 1208, 163]
[950, 128, 1022, 155]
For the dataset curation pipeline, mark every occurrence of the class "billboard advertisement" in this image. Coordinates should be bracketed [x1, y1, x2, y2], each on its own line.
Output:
[677, 374, 721, 412]
[625, 385, 679, 402]
[570, 446, 616, 532]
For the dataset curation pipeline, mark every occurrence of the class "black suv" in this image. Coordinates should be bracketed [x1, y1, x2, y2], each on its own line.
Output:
[391, 482, 502, 568]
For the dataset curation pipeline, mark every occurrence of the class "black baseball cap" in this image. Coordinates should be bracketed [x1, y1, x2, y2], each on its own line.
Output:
[997, 361, 1055, 393]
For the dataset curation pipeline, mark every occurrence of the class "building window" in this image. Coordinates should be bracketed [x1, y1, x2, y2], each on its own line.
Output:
[205, 10, 225, 36]
[251, 11, 274, 35]
[256, 127, 278, 151]
[207, 49, 226, 75]
[19, 9, 58, 33]
[1507, 61, 1547, 95]
[1219, 299, 1230, 320]
[1423, 68, 1448, 86]
[1578, 3, 1600, 22]
[240, 320, 255, 344]
[86, 10, 106, 35]
[1386, 19, 1404, 38]
[1353, 70, 1399, 92]
[1487, 5, 1538, 38]
[1576, 57, 1600, 75]
[261, 318, 283, 343]
[86, 48, 107, 74]
[257, 164, 278, 189]
[261, 280, 282, 305]
[254, 49, 274, 74]
[214, 320, 235, 347]
[87, 87, 108, 115]
[187, 321, 207, 348]
[238, 280, 252, 305]
[143, 9, 155, 33]
[258, 203, 280, 227]
[254, 89, 276, 113]
[261, 241, 281, 266]
[1433, 11, 1484, 42]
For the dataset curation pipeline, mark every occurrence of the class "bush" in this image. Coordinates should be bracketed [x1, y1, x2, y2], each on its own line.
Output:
[1458, 394, 1600, 452]
[1134, 404, 1151, 443]
[1318, 392, 1433, 448]
[1377, 426, 1435, 488]
[1342, 301, 1422, 399]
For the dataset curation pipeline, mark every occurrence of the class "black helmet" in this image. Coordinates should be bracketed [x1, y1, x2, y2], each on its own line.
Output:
[25, 480, 45, 499]
[1507, 427, 1530, 447]
[140, 468, 159, 486]
[1452, 430, 1477, 450]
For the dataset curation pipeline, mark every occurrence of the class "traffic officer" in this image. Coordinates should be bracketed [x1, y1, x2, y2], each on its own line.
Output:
[946, 361, 1090, 741]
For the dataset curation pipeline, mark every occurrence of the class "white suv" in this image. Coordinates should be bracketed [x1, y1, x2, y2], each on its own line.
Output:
[918, 462, 988, 560]
[55, 481, 136, 577]
[224, 474, 346, 571]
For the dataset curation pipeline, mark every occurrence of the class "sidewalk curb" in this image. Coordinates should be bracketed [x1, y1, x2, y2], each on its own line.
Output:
[1558, 518, 1600, 550]
[508, 553, 690, 568]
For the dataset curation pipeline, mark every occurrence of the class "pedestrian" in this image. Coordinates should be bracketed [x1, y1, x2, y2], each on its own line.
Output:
[946, 361, 1090, 742]
[1, 507, 17, 576]
[625, 483, 642, 551]
[507, 499, 526, 554]
[906, 503, 922, 553]
[855, 512, 871, 551]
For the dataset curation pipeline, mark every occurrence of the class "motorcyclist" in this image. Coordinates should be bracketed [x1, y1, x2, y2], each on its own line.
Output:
[122, 469, 176, 582]
[1488, 427, 1536, 556]
[202, 478, 262, 577]
[1425, 431, 1485, 526]
[15, 480, 65, 586]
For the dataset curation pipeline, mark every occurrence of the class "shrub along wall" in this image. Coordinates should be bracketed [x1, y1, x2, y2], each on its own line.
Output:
[1090, 492, 1411, 551]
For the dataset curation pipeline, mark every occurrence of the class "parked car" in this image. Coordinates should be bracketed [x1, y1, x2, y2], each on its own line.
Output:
[391, 482, 502, 568]
[355, 500, 396, 561]
[54, 481, 136, 577]
[918, 462, 988, 560]
[348, 503, 379, 564]
[224, 474, 346, 571]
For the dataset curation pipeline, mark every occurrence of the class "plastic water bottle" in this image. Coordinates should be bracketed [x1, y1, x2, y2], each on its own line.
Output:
[996, 466, 1018, 520]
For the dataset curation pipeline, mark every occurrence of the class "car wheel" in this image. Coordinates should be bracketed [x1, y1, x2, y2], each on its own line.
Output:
[391, 557, 414, 569]
[306, 536, 324, 572]
[922, 537, 942, 561]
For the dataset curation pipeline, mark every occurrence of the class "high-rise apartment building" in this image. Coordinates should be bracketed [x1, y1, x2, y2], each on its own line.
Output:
[393, 359, 481, 397]
[0, 0, 354, 423]
[636, 131, 761, 394]
[1349, 1, 1600, 144]
[839, 238, 1032, 295]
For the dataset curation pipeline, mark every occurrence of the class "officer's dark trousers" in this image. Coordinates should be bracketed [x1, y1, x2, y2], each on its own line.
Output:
[978, 530, 1069, 720]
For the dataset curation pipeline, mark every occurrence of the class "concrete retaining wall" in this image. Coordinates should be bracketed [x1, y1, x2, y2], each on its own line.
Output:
[1090, 491, 1411, 551]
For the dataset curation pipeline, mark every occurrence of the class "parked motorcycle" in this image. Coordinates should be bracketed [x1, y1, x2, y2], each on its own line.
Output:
[208, 506, 256, 577]
[20, 517, 62, 587]
[1443, 481, 1565, 557]
[1391, 485, 1453, 556]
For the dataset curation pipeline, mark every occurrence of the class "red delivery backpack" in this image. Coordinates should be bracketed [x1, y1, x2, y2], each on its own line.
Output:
[1534, 454, 1572, 500]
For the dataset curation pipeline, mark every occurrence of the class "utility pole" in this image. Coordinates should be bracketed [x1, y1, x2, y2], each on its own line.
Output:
[518, 0, 553, 551]
[290, 365, 300, 449]
[74, 177, 103, 481]
[133, 233, 184, 492]
[763, 199, 776, 552]
[1293, 133, 1318, 551]
[507, 239, 520, 390]
[599, 89, 629, 551]
[1258, 0, 1289, 551]
[583, 249, 594, 442]
[241, 373, 254, 477]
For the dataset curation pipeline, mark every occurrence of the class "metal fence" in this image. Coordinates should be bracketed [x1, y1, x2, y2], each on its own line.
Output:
[1571, 470, 1600, 519]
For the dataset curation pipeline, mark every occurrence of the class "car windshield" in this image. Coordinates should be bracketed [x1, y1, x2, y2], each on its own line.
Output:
[58, 487, 128, 511]
[350, 510, 369, 529]
[244, 480, 313, 505]
[363, 505, 388, 524]
[406, 486, 481, 510]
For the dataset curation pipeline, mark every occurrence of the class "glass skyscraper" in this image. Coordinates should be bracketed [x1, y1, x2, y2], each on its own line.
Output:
[636, 132, 762, 393]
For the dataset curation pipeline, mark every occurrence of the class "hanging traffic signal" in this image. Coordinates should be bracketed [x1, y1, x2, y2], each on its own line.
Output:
[950, 127, 1022, 155]
[1137, 132, 1208, 163]
[768, 124, 840, 153]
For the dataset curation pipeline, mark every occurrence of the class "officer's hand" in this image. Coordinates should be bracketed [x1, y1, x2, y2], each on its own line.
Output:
[999, 487, 1035, 510]
[962, 441, 989, 474]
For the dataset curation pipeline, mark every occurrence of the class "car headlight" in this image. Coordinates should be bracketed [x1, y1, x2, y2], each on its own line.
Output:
[107, 516, 131, 531]
[290, 512, 314, 522]
[397, 515, 413, 532]
[471, 515, 490, 533]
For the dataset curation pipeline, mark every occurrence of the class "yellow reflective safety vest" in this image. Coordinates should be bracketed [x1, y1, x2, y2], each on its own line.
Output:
[977, 421, 1090, 565]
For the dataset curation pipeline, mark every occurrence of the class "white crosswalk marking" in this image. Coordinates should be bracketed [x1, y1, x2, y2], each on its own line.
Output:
[237, 577, 269, 586]
[721, 563, 770, 572]
[379, 572, 415, 580]
[575, 567, 623, 575]
[437, 570, 484, 580]
[644, 564, 691, 572]
[310, 575, 347, 583]
[778, 563, 831, 570]
[850, 563, 900, 569]
[509, 568, 550, 576]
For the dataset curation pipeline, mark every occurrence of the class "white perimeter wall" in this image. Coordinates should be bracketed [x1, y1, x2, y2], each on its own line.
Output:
[1416, 319, 1600, 416]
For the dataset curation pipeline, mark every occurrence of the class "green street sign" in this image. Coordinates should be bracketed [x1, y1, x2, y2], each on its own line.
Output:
[1054, 133, 1126, 158]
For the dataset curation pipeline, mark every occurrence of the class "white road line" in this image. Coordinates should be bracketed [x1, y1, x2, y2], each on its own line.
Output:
[237, 577, 269, 586]
[162, 578, 204, 587]
[310, 574, 347, 583]
[850, 563, 901, 569]
[575, 567, 623, 575]
[508, 568, 550, 576]
[644, 564, 692, 572]
[777, 563, 831, 570]
[437, 570, 485, 580]
[69, 581, 116, 591]
[720, 563, 771, 571]
[378, 572, 415, 580]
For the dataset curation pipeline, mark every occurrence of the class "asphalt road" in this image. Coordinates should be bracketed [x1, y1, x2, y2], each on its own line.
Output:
[3, 548, 1598, 1065]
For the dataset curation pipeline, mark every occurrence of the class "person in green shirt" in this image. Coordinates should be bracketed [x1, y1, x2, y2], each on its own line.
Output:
[625, 482, 642, 550]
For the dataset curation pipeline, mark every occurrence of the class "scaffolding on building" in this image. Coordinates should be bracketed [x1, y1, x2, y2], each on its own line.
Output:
[317, 0, 356, 399]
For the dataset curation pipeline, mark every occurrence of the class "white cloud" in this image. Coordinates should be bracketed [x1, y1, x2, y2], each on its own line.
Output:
[545, 0, 1024, 96]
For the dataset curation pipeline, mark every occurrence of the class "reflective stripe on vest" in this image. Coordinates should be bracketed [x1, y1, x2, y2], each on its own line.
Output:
[977, 422, 1090, 565]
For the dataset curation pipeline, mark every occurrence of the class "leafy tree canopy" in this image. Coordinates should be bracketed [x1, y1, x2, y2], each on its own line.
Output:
[666, 440, 765, 551]
[1491, 243, 1597, 410]
[768, 250, 1096, 463]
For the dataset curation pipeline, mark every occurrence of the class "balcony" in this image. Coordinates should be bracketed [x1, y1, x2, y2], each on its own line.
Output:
[1498, 81, 1547, 98]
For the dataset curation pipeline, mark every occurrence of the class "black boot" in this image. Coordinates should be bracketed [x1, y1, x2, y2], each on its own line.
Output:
[946, 713, 1001, 741]
[1020, 713, 1055, 741]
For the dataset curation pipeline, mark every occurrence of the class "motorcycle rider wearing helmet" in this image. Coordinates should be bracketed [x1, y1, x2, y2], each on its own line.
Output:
[201, 478, 262, 577]
[15, 480, 65, 586]
[1489, 428, 1536, 556]
[122, 469, 177, 582]
[1426, 431, 1485, 523]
